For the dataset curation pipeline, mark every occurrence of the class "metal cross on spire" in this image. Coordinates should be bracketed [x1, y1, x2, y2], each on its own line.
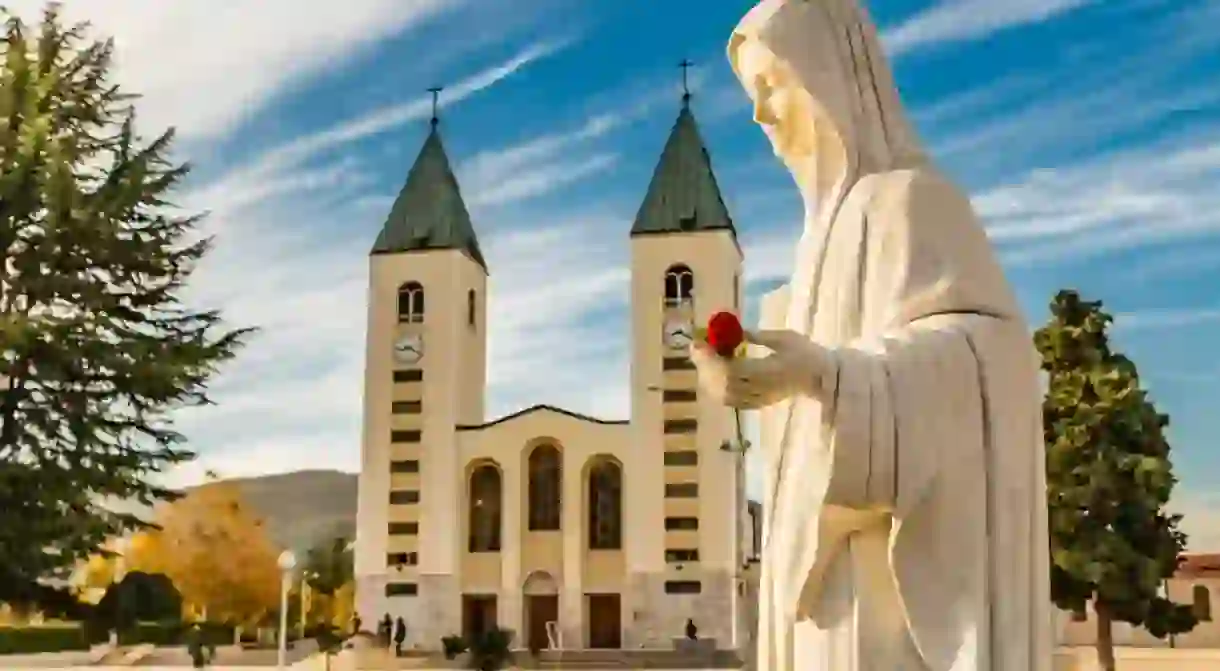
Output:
[428, 86, 443, 125]
[679, 59, 694, 104]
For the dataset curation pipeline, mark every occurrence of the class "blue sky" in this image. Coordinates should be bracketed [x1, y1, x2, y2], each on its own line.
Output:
[16, 0, 1220, 549]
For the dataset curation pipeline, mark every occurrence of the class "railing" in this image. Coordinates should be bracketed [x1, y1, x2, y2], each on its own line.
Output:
[545, 620, 561, 650]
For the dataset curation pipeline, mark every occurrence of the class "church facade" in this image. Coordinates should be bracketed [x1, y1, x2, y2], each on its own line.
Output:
[353, 94, 758, 653]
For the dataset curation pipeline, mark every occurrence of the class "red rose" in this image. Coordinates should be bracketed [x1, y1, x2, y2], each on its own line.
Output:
[706, 311, 744, 358]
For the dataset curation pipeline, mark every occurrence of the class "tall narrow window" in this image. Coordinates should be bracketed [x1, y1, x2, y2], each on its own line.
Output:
[468, 464, 502, 552]
[587, 459, 623, 550]
[398, 282, 425, 323]
[528, 445, 562, 531]
[664, 264, 694, 307]
[467, 289, 476, 328]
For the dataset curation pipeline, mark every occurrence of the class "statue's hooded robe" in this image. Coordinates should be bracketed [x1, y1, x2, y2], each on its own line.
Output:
[729, 0, 1053, 669]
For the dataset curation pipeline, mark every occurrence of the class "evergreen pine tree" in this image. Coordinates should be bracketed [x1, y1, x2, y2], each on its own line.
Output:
[0, 4, 254, 613]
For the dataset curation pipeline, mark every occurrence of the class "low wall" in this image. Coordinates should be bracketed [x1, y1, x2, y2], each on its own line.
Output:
[1056, 647, 1220, 670]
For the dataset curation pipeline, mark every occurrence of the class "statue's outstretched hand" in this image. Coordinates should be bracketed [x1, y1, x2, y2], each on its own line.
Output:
[690, 329, 831, 409]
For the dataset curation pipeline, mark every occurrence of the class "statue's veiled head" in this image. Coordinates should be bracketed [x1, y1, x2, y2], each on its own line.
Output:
[729, 0, 925, 204]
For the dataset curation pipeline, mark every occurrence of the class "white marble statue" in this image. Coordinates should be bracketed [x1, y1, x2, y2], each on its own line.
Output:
[689, 0, 1054, 669]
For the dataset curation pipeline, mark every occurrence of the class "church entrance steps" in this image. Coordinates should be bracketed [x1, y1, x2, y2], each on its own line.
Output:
[372, 648, 743, 670]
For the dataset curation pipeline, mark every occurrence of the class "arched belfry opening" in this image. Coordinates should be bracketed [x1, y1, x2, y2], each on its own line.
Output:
[664, 264, 694, 307]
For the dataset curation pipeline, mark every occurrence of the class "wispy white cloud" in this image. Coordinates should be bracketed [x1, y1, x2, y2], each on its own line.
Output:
[470, 154, 619, 208]
[980, 133, 1220, 264]
[3, 0, 470, 141]
[186, 38, 573, 213]
[1114, 307, 1220, 332]
[919, 6, 1220, 179]
[882, 0, 1093, 56]
[897, 5, 1220, 267]
[1130, 246, 1220, 281]
[459, 113, 628, 207]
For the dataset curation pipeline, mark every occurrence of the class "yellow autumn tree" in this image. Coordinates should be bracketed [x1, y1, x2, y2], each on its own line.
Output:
[329, 582, 355, 630]
[138, 483, 282, 626]
[304, 581, 355, 631]
[122, 531, 162, 574]
[80, 554, 115, 590]
[72, 533, 151, 603]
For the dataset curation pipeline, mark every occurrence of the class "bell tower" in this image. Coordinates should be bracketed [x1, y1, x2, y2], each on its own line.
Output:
[354, 92, 488, 646]
[626, 69, 747, 648]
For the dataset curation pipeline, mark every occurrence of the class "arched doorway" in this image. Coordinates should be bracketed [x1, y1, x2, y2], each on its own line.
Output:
[523, 571, 559, 651]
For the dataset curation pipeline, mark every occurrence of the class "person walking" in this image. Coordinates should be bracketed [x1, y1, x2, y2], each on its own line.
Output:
[186, 624, 214, 669]
[378, 614, 392, 648]
[393, 617, 407, 656]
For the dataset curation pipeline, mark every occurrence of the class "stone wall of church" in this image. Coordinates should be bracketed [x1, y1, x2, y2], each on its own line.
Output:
[417, 574, 460, 647]
[625, 569, 742, 650]
[356, 572, 435, 648]
[354, 573, 386, 632]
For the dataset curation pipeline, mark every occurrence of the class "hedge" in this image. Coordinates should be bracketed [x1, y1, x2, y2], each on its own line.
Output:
[0, 625, 89, 654]
[0, 621, 237, 653]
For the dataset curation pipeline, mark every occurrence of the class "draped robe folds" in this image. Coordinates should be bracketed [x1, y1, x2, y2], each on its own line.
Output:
[755, 168, 1053, 671]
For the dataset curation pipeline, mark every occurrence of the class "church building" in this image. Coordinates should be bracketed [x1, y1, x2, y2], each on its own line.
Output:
[353, 89, 756, 653]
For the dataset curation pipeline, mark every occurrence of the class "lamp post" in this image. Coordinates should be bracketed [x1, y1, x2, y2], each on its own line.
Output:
[277, 550, 296, 671]
[300, 571, 318, 641]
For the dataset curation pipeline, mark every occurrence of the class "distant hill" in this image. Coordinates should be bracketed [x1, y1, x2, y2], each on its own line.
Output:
[106, 469, 359, 556]
[205, 469, 357, 555]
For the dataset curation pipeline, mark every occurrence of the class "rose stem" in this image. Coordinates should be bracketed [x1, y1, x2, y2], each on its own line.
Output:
[733, 408, 746, 451]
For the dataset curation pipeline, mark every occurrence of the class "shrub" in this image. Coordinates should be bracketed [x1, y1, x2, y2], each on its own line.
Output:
[316, 625, 343, 654]
[441, 634, 467, 660]
[0, 625, 89, 654]
[115, 620, 234, 647]
[467, 627, 513, 671]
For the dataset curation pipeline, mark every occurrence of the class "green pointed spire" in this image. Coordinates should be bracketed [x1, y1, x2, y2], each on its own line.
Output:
[371, 118, 486, 270]
[630, 97, 736, 238]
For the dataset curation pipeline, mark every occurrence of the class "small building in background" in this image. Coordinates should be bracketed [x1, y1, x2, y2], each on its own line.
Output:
[1058, 553, 1218, 649]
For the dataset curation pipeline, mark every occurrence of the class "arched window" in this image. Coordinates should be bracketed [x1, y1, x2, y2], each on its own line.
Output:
[398, 282, 425, 323]
[467, 289, 476, 328]
[1194, 584, 1212, 621]
[468, 464, 502, 552]
[664, 264, 694, 307]
[587, 460, 622, 550]
[528, 445, 562, 531]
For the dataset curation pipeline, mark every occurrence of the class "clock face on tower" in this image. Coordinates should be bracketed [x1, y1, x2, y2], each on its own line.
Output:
[663, 317, 693, 350]
[393, 333, 423, 364]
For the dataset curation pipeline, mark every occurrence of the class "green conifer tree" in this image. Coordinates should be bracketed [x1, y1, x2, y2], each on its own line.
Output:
[0, 3, 254, 614]
[1036, 290, 1195, 671]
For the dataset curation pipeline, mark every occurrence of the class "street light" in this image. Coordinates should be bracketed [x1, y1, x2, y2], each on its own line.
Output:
[300, 571, 318, 641]
[277, 550, 296, 671]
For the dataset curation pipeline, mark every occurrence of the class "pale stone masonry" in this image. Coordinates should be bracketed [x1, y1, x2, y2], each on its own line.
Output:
[353, 95, 755, 652]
